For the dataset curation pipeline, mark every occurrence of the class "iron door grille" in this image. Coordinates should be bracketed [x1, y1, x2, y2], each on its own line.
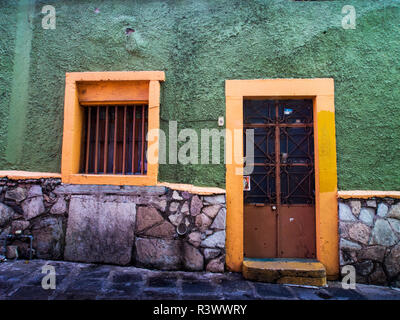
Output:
[243, 99, 315, 205]
[81, 104, 148, 175]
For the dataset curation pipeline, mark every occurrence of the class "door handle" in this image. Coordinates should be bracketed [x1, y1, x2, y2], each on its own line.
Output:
[271, 205, 277, 211]
[281, 153, 288, 164]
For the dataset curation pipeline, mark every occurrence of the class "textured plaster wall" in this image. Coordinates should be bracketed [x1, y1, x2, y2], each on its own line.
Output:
[0, 1, 18, 171]
[0, 0, 399, 190]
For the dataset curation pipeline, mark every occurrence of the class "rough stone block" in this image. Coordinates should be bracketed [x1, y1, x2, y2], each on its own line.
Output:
[136, 206, 164, 233]
[0, 226, 11, 240]
[11, 220, 30, 233]
[354, 261, 374, 276]
[338, 221, 353, 239]
[389, 218, 400, 234]
[195, 214, 212, 232]
[5, 187, 27, 203]
[168, 212, 184, 226]
[64, 195, 136, 265]
[348, 222, 371, 245]
[369, 264, 388, 286]
[203, 248, 221, 260]
[139, 196, 168, 212]
[388, 203, 400, 220]
[181, 192, 191, 200]
[357, 245, 386, 262]
[203, 195, 226, 205]
[359, 208, 375, 226]
[210, 208, 226, 230]
[339, 203, 356, 222]
[183, 243, 204, 271]
[172, 191, 183, 200]
[206, 255, 225, 273]
[181, 201, 189, 215]
[0, 202, 15, 227]
[377, 203, 389, 218]
[135, 237, 181, 270]
[21, 196, 45, 220]
[50, 197, 67, 215]
[32, 216, 64, 259]
[370, 219, 398, 246]
[384, 244, 400, 278]
[201, 231, 226, 249]
[366, 200, 377, 208]
[6, 246, 18, 259]
[349, 200, 361, 216]
[187, 232, 201, 247]
[190, 195, 203, 216]
[202, 205, 221, 219]
[142, 221, 176, 239]
[27, 185, 43, 198]
[169, 201, 179, 212]
[340, 238, 361, 250]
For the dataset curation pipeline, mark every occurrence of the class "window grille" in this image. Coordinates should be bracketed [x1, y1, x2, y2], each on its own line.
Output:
[81, 104, 148, 175]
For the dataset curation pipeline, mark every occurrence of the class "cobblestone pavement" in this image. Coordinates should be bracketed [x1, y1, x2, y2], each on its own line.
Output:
[0, 260, 400, 300]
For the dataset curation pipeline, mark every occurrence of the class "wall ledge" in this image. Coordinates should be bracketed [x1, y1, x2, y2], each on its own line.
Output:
[338, 190, 400, 199]
[54, 184, 166, 196]
[0, 172, 225, 195]
[157, 182, 225, 195]
[0, 170, 61, 180]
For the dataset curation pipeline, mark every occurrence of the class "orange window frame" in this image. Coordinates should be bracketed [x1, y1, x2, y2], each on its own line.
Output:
[225, 78, 339, 279]
[61, 71, 165, 186]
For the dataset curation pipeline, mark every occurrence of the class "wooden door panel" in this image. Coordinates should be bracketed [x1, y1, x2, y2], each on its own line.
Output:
[243, 99, 316, 259]
[279, 205, 316, 259]
[244, 204, 276, 258]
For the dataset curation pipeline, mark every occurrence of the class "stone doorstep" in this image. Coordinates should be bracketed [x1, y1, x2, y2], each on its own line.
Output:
[242, 259, 327, 287]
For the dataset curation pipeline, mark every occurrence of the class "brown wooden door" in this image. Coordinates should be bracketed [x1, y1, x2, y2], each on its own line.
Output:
[243, 99, 316, 259]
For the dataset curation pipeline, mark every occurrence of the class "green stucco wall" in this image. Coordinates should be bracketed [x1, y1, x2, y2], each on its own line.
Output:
[0, 0, 399, 190]
[0, 1, 18, 170]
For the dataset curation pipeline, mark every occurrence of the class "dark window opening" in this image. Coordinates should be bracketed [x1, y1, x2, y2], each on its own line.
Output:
[81, 104, 148, 175]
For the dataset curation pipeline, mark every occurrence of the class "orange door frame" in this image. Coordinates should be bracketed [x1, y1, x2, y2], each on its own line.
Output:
[225, 78, 339, 279]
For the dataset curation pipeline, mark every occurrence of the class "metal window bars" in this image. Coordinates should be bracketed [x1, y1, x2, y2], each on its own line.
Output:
[82, 104, 148, 175]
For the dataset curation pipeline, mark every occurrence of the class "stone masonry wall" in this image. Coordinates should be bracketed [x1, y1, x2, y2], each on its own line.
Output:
[339, 198, 400, 287]
[0, 178, 226, 273]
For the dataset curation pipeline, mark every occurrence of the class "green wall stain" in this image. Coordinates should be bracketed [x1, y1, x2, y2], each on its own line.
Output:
[0, 0, 399, 190]
[5, 0, 34, 166]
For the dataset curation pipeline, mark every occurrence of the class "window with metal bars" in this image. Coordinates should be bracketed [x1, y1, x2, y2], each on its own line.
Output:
[81, 104, 148, 175]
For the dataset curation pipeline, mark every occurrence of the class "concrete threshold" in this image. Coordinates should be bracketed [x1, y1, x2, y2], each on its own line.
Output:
[242, 258, 327, 287]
